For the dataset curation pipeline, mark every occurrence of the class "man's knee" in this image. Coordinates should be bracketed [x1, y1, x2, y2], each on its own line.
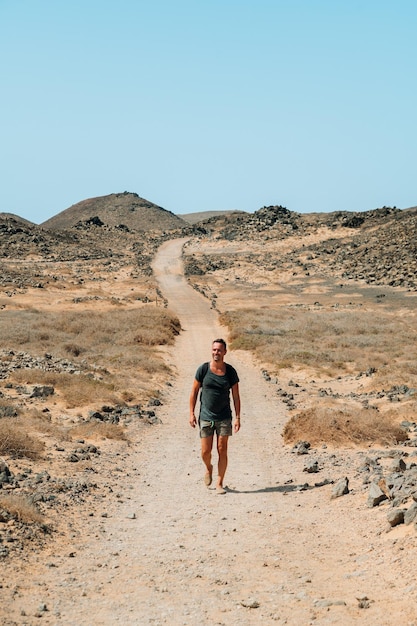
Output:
[217, 438, 229, 455]
[201, 437, 213, 457]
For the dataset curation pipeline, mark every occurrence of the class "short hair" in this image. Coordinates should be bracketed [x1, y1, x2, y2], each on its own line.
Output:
[212, 338, 227, 350]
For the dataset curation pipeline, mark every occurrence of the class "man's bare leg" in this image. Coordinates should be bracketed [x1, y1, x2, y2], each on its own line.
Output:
[216, 436, 229, 493]
[201, 435, 214, 486]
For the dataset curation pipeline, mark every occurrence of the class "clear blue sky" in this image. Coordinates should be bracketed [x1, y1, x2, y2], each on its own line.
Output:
[1, 1, 416, 223]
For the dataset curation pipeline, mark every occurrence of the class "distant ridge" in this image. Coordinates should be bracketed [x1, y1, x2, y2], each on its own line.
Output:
[179, 209, 248, 224]
[0, 213, 35, 226]
[40, 192, 187, 231]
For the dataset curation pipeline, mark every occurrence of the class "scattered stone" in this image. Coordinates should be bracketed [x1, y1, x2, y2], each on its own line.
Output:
[404, 502, 417, 525]
[0, 461, 13, 487]
[331, 477, 349, 499]
[391, 457, 407, 472]
[387, 509, 404, 527]
[314, 478, 334, 488]
[30, 385, 54, 398]
[240, 598, 260, 609]
[357, 596, 371, 609]
[367, 481, 388, 507]
[292, 441, 311, 455]
[314, 599, 346, 608]
[303, 460, 319, 473]
[148, 397, 162, 407]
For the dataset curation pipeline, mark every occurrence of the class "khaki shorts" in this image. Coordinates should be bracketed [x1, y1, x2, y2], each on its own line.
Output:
[199, 418, 232, 438]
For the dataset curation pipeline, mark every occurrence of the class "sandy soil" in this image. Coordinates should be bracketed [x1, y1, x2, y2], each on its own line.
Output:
[2, 238, 417, 625]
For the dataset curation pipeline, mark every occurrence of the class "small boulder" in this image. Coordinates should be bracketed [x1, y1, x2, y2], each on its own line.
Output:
[30, 385, 54, 398]
[404, 501, 417, 525]
[367, 481, 388, 507]
[331, 477, 349, 499]
[387, 509, 405, 527]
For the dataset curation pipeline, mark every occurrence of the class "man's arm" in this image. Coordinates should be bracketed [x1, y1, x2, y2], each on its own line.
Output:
[189, 379, 201, 428]
[231, 383, 241, 433]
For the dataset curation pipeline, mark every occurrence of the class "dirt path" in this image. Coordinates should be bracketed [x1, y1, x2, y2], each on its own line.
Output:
[2, 239, 417, 625]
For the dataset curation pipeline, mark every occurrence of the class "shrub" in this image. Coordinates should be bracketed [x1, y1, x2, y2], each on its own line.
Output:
[0, 399, 19, 418]
[283, 406, 408, 447]
[0, 494, 44, 524]
[64, 343, 85, 357]
[0, 418, 44, 459]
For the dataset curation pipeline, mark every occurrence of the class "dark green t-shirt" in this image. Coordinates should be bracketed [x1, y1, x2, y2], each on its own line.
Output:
[196, 362, 239, 422]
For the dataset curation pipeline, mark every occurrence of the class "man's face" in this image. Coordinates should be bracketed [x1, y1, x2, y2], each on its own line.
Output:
[212, 342, 226, 361]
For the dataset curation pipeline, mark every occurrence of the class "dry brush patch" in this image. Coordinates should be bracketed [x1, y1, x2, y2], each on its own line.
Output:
[1, 306, 180, 357]
[0, 493, 45, 525]
[221, 307, 417, 384]
[10, 369, 120, 408]
[1, 306, 180, 406]
[69, 421, 127, 441]
[220, 305, 417, 446]
[0, 418, 45, 460]
[283, 405, 408, 447]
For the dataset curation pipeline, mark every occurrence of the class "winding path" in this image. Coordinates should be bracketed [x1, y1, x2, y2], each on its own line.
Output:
[2, 238, 415, 625]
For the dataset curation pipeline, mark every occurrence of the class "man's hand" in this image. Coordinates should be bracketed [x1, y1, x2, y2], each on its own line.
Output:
[234, 418, 241, 433]
[189, 414, 197, 428]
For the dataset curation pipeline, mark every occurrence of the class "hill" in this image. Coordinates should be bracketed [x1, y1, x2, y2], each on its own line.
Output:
[0, 212, 35, 226]
[41, 191, 187, 231]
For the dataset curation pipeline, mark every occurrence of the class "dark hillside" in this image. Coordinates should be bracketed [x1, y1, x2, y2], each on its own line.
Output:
[309, 206, 417, 289]
[195, 204, 407, 240]
[187, 204, 417, 291]
[0, 214, 170, 290]
[41, 192, 187, 231]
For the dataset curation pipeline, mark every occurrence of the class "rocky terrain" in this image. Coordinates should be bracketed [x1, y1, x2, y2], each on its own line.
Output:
[0, 194, 417, 624]
[186, 204, 417, 291]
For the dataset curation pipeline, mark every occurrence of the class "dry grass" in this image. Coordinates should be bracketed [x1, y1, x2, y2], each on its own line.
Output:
[0, 493, 45, 524]
[10, 369, 119, 408]
[217, 287, 417, 447]
[3, 306, 181, 408]
[69, 421, 127, 441]
[221, 307, 417, 386]
[1, 307, 181, 358]
[0, 418, 44, 459]
[25, 408, 72, 441]
[283, 406, 409, 447]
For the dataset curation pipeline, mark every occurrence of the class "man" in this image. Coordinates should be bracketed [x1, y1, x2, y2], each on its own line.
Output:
[189, 338, 241, 494]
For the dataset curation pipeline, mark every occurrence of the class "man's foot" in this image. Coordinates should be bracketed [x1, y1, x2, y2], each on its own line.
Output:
[216, 485, 226, 495]
[204, 466, 213, 487]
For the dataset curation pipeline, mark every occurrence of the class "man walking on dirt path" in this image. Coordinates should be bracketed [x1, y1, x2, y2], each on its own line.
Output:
[189, 338, 241, 494]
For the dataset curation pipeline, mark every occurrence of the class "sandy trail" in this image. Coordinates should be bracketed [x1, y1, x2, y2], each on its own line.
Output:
[2, 238, 417, 625]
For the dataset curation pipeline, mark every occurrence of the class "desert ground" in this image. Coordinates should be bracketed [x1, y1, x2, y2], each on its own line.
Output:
[1, 230, 417, 625]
